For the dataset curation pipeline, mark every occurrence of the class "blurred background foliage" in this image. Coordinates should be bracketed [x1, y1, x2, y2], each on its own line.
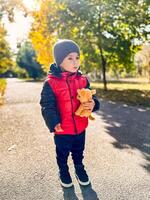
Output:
[0, 0, 150, 105]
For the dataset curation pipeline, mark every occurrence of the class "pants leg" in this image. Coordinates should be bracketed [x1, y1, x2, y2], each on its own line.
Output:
[71, 131, 86, 166]
[54, 134, 73, 173]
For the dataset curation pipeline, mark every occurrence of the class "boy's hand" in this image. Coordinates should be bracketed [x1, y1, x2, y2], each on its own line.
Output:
[54, 123, 64, 132]
[82, 99, 95, 111]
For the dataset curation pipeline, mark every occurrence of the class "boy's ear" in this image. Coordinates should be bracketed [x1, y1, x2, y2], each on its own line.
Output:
[91, 89, 96, 95]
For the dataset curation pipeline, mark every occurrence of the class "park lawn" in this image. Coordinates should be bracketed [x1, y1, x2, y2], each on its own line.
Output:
[91, 82, 150, 108]
[0, 79, 7, 105]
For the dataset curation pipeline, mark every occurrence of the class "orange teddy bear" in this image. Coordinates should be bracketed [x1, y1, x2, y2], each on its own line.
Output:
[75, 88, 96, 120]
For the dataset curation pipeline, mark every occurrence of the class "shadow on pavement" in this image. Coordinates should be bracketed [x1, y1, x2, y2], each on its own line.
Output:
[62, 186, 79, 200]
[62, 184, 99, 200]
[79, 183, 100, 200]
[97, 101, 150, 173]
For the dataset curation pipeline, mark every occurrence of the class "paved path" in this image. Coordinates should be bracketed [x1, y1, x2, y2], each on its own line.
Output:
[0, 78, 150, 200]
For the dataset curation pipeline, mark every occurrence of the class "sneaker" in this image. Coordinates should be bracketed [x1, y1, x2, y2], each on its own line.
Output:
[75, 165, 90, 186]
[59, 171, 73, 188]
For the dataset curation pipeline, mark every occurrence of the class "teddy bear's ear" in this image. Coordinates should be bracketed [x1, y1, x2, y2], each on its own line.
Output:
[77, 89, 80, 94]
[91, 89, 96, 95]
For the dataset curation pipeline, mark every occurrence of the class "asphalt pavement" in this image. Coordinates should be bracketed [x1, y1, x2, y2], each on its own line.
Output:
[0, 78, 150, 200]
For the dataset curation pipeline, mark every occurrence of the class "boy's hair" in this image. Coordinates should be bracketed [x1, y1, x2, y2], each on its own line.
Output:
[53, 39, 80, 66]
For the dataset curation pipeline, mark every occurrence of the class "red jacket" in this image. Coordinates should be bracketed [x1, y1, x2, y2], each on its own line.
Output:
[40, 63, 100, 135]
[47, 71, 88, 135]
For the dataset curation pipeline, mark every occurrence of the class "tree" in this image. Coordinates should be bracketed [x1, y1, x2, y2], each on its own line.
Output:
[0, 0, 27, 22]
[56, 0, 149, 90]
[0, 0, 28, 75]
[29, 1, 63, 71]
[16, 41, 44, 79]
[30, 0, 149, 90]
[134, 43, 150, 81]
[0, 23, 13, 74]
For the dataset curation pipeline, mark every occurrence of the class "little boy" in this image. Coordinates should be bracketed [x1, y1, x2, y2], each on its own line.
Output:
[40, 39, 100, 188]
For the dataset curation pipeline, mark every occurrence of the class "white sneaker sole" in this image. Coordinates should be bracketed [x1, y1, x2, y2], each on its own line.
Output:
[75, 174, 90, 186]
[59, 179, 73, 188]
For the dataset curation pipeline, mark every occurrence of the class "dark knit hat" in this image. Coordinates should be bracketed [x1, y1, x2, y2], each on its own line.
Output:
[53, 39, 80, 66]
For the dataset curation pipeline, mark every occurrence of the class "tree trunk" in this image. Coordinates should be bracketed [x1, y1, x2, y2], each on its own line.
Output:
[98, 45, 107, 91]
[101, 55, 107, 91]
[97, 9, 107, 91]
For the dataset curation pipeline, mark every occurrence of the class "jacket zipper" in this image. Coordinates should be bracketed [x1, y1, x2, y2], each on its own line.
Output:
[66, 77, 78, 134]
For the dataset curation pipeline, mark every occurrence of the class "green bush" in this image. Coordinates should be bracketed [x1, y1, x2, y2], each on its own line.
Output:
[0, 79, 7, 105]
[12, 66, 28, 78]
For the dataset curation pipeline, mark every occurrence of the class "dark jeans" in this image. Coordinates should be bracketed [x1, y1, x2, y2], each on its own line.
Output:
[54, 130, 85, 173]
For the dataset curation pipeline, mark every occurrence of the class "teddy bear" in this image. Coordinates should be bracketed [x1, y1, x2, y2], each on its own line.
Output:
[75, 88, 96, 120]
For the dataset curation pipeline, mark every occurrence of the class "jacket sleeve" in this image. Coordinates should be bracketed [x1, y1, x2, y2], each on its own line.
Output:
[40, 81, 61, 133]
[85, 78, 100, 112]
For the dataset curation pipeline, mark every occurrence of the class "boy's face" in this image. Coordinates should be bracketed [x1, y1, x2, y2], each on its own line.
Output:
[60, 52, 80, 73]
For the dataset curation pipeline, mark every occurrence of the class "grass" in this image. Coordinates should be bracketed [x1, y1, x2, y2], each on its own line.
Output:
[0, 79, 7, 105]
[91, 81, 150, 108]
[0, 78, 149, 107]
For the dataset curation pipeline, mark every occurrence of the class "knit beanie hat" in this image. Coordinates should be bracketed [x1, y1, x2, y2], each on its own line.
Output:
[53, 39, 80, 66]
